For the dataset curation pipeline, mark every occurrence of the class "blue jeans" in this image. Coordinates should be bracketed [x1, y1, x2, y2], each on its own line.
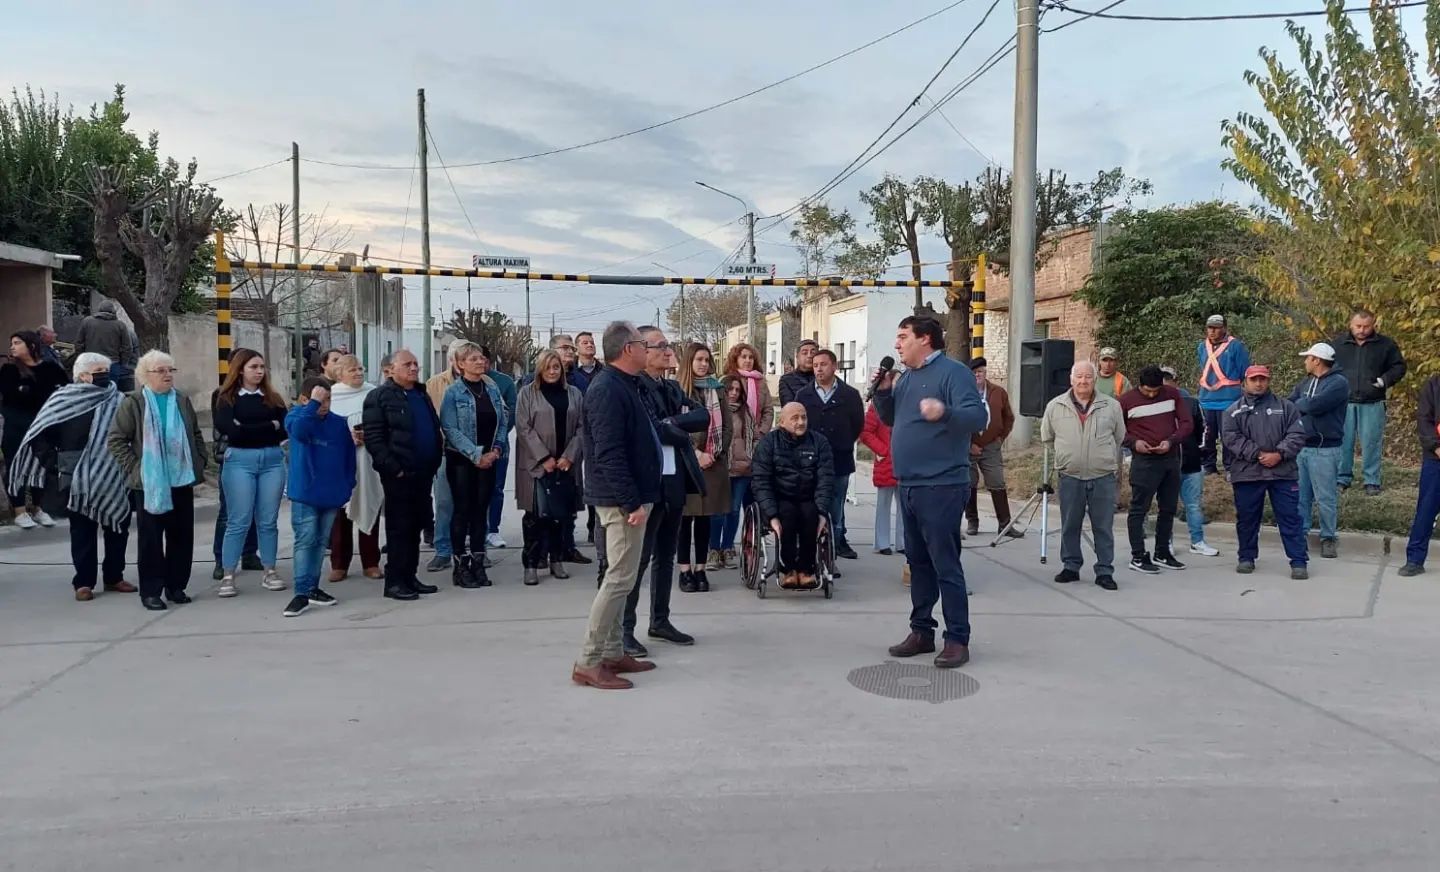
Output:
[1178, 471, 1206, 545]
[433, 456, 453, 558]
[874, 486, 905, 552]
[899, 483, 971, 645]
[1233, 479, 1307, 566]
[212, 468, 258, 564]
[830, 473, 851, 545]
[221, 446, 285, 570]
[1405, 457, 1440, 567]
[1340, 402, 1385, 487]
[488, 454, 508, 536]
[1298, 445, 1341, 541]
[292, 502, 340, 596]
[709, 476, 752, 551]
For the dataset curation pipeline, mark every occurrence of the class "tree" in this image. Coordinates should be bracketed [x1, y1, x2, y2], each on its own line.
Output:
[665, 284, 769, 350]
[858, 175, 925, 304]
[446, 308, 534, 373]
[789, 202, 858, 285]
[1222, 0, 1440, 392]
[833, 239, 891, 281]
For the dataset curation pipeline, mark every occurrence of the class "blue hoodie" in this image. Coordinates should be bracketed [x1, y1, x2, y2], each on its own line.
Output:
[285, 399, 358, 509]
[1288, 364, 1349, 448]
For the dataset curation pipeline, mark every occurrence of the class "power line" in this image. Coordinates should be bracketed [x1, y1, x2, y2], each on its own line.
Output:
[201, 157, 289, 185]
[425, 122, 485, 247]
[296, 0, 976, 172]
[1041, 0, 1131, 32]
[397, 153, 419, 261]
[1043, 0, 1426, 23]
[922, 93, 1003, 168]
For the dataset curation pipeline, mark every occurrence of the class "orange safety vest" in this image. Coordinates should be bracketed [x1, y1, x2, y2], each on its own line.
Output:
[1199, 338, 1240, 391]
[1111, 372, 1125, 395]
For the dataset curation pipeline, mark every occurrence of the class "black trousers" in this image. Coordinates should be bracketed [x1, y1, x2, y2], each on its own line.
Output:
[446, 457, 496, 557]
[135, 487, 194, 598]
[1199, 407, 1223, 472]
[624, 476, 685, 633]
[676, 515, 711, 565]
[521, 511, 565, 567]
[1128, 453, 1182, 558]
[70, 510, 131, 590]
[776, 499, 819, 573]
[382, 472, 435, 590]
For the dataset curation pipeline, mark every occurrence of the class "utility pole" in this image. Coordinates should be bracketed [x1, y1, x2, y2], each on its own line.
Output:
[524, 276, 532, 372]
[418, 88, 433, 378]
[745, 210, 756, 342]
[291, 142, 302, 392]
[653, 261, 683, 343]
[466, 277, 472, 315]
[549, 312, 556, 344]
[1006, 0, 1039, 450]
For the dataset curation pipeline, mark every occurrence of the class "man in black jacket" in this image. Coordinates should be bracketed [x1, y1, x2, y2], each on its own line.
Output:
[1399, 375, 1440, 577]
[1332, 309, 1407, 493]
[777, 339, 818, 405]
[574, 322, 663, 691]
[363, 349, 444, 601]
[795, 349, 865, 560]
[753, 402, 835, 585]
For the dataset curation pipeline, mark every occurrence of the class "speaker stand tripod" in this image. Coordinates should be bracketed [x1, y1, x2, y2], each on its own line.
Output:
[990, 443, 1053, 563]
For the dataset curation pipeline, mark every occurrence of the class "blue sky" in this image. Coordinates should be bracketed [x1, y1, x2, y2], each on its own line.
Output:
[3, 0, 1426, 334]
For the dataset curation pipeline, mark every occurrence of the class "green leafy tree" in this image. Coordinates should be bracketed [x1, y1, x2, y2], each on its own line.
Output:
[833, 239, 891, 281]
[789, 202, 858, 284]
[1222, 0, 1440, 394]
[858, 174, 925, 303]
[665, 284, 771, 349]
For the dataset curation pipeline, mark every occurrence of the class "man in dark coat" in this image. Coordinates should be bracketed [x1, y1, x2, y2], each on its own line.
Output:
[1221, 365, 1309, 579]
[795, 349, 864, 560]
[74, 300, 139, 392]
[1331, 309, 1407, 493]
[777, 339, 818, 404]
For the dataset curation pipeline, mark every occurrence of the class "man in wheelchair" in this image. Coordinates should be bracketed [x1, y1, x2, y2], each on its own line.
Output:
[752, 402, 836, 588]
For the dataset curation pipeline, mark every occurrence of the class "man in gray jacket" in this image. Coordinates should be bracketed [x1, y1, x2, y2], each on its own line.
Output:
[1221, 365, 1309, 578]
[74, 300, 139, 392]
[1041, 361, 1128, 591]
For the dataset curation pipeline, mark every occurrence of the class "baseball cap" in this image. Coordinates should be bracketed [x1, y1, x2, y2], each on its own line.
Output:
[1206, 314, 1227, 327]
[1245, 365, 1271, 379]
[1299, 342, 1336, 362]
[1098, 347, 1118, 360]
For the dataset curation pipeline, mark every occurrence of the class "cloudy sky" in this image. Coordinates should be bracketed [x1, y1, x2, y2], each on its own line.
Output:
[4, 0, 1425, 335]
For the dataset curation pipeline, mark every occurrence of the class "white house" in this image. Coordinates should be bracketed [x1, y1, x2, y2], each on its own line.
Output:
[806, 288, 950, 387]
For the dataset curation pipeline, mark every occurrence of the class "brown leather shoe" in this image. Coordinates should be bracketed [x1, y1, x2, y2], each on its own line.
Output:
[887, 632, 936, 658]
[363, 567, 384, 579]
[602, 654, 657, 674]
[572, 664, 633, 690]
[75, 587, 94, 602]
[327, 569, 347, 583]
[103, 580, 137, 593]
[934, 642, 970, 669]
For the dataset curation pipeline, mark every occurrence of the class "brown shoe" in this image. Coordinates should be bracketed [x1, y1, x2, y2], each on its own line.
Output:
[572, 664, 633, 690]
[602, 654, 657, 675]
[75, 587, 95, 602]
[934, 642, 970, 669]
[327, 569, 347, 583]
[887, 632, 936, 658]
[902, 564, 911, 587]
[363, 567, 383, 579]
[103, 580, 138, 593]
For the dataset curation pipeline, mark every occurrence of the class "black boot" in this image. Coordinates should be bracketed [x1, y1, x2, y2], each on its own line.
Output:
[965, 486, 980, 536]
[455, 554, 481, 589]
[678, 569, 697, 593]
[412, 576, 439, 595]
[993, 489, 1023, 538]
[696, 569, 711, 592]
[473, 554, 492, 587]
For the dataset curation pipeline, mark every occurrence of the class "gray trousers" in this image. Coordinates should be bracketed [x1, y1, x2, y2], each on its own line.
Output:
[1059, 472, 1118, 577]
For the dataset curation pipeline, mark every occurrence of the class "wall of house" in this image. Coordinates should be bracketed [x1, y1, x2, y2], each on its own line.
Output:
[166, 314, 297, 428]
[0, 264, 54, 350]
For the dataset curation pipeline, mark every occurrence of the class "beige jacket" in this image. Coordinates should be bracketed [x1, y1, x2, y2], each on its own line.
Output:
[1040, 390, 1126, 480]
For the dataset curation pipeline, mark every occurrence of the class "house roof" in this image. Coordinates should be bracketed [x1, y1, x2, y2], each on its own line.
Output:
[0, 241, 73, 270]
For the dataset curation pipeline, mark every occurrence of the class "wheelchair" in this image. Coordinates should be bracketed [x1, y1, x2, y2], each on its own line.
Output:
[738, 501, 835, 599]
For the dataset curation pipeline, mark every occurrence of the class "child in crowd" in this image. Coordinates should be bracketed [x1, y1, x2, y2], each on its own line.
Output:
[283, 377, 357, 617]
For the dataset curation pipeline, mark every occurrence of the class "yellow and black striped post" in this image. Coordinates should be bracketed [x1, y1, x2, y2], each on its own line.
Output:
[971, 253, 986, 356]
[214, 231, 233, 386]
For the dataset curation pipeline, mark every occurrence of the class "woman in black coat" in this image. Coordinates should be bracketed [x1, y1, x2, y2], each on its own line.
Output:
[1, 330, 69, 528]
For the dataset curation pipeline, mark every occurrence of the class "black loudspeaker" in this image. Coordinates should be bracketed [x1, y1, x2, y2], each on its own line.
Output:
[1019, 339, 1074, 417]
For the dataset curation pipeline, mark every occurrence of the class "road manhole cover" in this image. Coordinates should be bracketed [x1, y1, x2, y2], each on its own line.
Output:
[847, 661, 979, 704]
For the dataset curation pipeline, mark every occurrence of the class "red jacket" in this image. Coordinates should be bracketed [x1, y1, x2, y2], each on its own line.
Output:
[859, 404, 896, 488]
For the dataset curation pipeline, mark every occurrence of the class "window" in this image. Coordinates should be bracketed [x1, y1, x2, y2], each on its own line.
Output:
[1035, 319, 1058, 340]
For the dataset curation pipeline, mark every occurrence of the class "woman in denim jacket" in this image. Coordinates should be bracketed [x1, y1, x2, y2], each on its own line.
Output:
[439, 343, 511, 588]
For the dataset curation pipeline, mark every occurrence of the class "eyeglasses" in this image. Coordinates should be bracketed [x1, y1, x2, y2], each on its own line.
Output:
[645, 342, 672, 351]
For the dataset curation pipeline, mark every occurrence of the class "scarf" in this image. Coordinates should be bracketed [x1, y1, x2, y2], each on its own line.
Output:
[693, 375, 725, 455]
[11, 382, 129, 530]
[140, 387, 195, 514]
[737, 369, 764, 419]
[329, 380, 383, 533]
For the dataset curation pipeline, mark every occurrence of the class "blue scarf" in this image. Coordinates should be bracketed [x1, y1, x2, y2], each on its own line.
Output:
[141, 387, 195, 513]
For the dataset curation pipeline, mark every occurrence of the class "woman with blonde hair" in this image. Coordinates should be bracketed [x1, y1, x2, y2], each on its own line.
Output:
[213, 348, 289, 597]
[514, 348, 583, 585]
[723, 342, 773, 435]
[107, 350, 207, 611]
[439, 342, 510, 588]
[676, 342, 730, 592]
[328, 355, 384, 581]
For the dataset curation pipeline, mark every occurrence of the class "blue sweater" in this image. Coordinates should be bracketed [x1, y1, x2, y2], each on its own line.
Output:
[1196, 336, 1252, 411]
[285, 400, 358, 509]
[1288, 365, 1349, 448]
[874, 352, 989, 487]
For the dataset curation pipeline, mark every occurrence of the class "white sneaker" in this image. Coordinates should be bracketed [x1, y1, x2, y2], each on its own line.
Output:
[217, 574, 238, 598]
[12, 512, 37, 529]
[261, 570, 288, 591]
[1189, 541, 1220, 557]
[32, 510, 56, 527]
[486, 533, 506, 549]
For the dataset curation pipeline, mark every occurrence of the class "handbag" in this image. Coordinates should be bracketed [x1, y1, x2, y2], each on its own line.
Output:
[535, 469, 577, 520]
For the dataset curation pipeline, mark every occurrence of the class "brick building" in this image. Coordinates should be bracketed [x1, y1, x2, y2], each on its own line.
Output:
[981, 224, 1109, 387]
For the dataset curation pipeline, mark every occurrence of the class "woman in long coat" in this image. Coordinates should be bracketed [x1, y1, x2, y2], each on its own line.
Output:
[514, 349, 584, 586]
[676, 342, 731, 593]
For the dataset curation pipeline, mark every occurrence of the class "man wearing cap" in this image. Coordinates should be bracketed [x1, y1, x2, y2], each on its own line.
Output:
[1221, 365, 1309, 579]
[1398, 373, 1440, 577]
[1162, 366, 1218, 557]
[1197, 315, 1251, 475]
[1331, 309, 1407, 494]
[1289, 342, 1349, 559]
[1095, 348, 1131, 399]
[1119, 365, 1194, 574]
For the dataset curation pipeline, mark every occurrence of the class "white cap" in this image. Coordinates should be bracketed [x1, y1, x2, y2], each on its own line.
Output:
[1299, 342, 1336, 362]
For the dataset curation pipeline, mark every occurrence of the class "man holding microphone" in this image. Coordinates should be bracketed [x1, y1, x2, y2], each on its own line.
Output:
[873, 316, 989, 669]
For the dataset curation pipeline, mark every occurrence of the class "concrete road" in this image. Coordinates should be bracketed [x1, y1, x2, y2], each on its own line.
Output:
[1, 477, 1438, 871]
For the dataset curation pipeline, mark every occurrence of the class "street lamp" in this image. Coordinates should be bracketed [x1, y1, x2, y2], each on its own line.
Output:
[694, 181, 757, 342]
[653, 261, 684, 343]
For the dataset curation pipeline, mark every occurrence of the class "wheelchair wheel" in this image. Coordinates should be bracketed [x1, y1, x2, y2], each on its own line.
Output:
[740, 506, 759, 590]
[757, 579, 767, 599]
[823, 581, 833, 599]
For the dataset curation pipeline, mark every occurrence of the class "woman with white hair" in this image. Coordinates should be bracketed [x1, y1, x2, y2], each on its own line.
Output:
[10, 353, 135, 601]
[107, 350, 207, 611]
[328, 354, 384, 581]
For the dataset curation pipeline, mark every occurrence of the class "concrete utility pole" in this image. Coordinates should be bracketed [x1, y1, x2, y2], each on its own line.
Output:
[1006, 0, 1039, 450]
[418, 88, 433, 378]
[653, 261, 683, 342]
[524, 276, 532, 372]
[291, 142, 303, 392]
[696, 181, 755, 341]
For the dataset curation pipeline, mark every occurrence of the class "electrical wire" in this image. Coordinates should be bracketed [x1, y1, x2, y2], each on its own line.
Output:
[922, 93, 1003, 168]
[1041, 0, 1132, 32]
[425, 122, 485, 247]
[397, 153, 419, 261]
[297, 0, 975, 172]
[1044, 0, 1426, 23]
[200, 157, 289, 185]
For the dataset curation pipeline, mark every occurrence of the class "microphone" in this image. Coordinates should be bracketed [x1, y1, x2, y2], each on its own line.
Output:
[867, 355, 896, 400]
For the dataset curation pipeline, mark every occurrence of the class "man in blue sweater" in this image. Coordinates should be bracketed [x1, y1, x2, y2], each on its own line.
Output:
[1196, 314, 1251, 474]
[284, 378, 358, 617]
[873, 316, 989, 669]
[1289, 342, 1349, 559]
